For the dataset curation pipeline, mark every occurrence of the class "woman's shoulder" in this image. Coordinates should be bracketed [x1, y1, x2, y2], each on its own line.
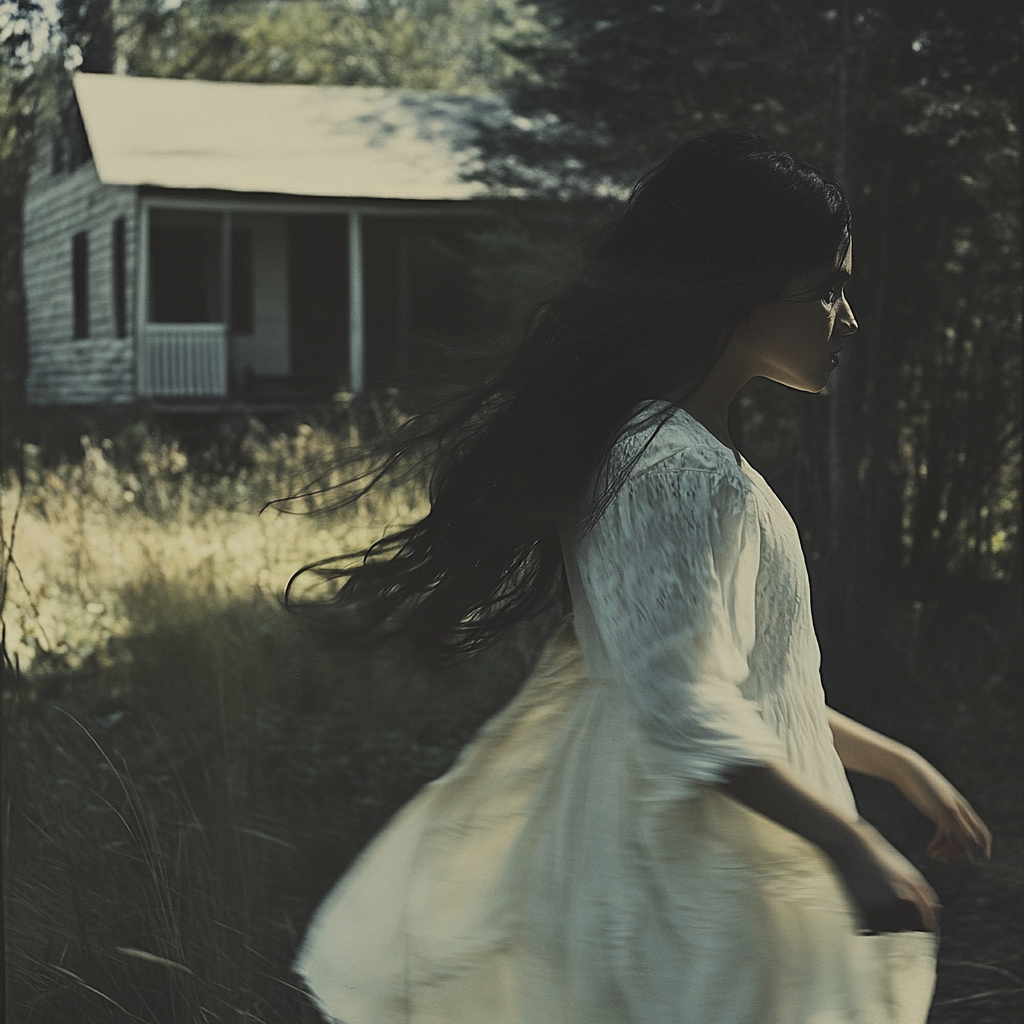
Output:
[609, 400, 751, 490]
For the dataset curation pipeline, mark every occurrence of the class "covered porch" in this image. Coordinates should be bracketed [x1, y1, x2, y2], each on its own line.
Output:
[137, 194, 483, 404]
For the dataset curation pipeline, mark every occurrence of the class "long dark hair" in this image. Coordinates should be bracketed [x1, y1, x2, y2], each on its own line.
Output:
[287, 128, 850, 658]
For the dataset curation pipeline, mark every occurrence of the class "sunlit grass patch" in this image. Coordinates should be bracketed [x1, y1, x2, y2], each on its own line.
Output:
[2, 418, 424, 678]
[1, 417, 544, 1022]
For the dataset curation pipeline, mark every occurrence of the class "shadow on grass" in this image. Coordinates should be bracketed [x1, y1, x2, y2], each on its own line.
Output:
[3, 573, 551, 1023]
[3, 576, 1021, 1023]
[847, 586, 1024, 1024]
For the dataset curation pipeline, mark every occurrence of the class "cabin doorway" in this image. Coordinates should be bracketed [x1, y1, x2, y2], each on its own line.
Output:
[288, 215, 348, 401]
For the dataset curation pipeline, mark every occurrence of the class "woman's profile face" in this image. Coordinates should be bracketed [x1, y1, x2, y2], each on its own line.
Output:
[731, 239, 857, 393]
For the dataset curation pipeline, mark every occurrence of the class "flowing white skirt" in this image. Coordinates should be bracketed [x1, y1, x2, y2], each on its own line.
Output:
[294, 622, 937, 1024]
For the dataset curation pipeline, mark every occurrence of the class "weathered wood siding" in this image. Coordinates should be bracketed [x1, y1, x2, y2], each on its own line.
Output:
[23, 140, 137, 405]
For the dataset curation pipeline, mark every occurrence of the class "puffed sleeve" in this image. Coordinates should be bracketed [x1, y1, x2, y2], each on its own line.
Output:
[572, 463, 788, 786]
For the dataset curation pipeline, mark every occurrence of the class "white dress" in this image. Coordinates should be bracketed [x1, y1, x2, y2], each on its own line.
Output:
[294, 401, 937, 1024]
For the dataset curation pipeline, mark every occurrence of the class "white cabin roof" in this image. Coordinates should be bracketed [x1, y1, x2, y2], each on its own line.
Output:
[73, 73, 505, 200]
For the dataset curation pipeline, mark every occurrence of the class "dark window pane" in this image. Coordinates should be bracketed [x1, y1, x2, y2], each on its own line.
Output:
[112, 217, 127, 338]
[231, 226, 253, 334]
[72, 231, 89, 339]
[150, 219, 220, 323]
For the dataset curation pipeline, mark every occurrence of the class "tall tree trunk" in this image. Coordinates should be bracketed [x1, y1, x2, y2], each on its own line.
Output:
[834, 0, 850, 188]
[60, 0, 117, 74]
[821, 0, 865, 702]
[861, 128, 900, 703]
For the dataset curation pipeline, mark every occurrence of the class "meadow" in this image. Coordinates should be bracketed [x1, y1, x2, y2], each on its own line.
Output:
[2, 413, 1021, 1023]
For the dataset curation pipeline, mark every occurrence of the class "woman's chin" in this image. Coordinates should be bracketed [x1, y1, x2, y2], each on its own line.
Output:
[777, 374, 828, 394]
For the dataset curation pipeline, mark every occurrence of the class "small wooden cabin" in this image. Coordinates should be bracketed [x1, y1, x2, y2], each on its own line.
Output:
[23, 73, 505, 408]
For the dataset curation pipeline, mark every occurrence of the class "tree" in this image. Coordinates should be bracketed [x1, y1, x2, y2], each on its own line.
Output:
[474, 0, 1021, 704]
[0, 0, 61, 450]
[119, 0, 527, 92]
[59, 0, 115, 71]
[475, 1, 845, 196]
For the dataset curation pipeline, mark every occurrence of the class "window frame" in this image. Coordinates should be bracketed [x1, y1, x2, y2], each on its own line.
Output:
[72, 231, 89, 340]
[112, 217, 128, 338]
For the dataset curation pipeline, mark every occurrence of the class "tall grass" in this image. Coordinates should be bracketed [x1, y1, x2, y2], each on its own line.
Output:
[2, 416, 547, 1023]
[2, 415, 1020, 1023]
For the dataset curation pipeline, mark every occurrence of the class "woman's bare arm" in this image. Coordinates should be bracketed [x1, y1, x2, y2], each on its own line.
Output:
[827, 707, 992, 864]
[721, 761, 940, 932]
[719, 708, 992, 931]
[826, 707, 914, 781]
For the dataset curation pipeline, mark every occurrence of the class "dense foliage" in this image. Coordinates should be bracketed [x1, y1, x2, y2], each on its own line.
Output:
[33, 0, 528, 86]
[473, 0, 1021, 700]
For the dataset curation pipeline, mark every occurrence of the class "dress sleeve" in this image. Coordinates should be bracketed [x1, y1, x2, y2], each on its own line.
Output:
[574, 463, 788, 786]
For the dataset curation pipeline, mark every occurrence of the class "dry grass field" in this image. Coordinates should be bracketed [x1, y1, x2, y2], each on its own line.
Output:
[2, 416, 1020, 1023]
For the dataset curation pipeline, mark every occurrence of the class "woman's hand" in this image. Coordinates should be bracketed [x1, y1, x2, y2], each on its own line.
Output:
[722, 762, 940, 932]
[892, 756, 993, 864]
[827, 707, 993, 864]
[833, 821, 941, 933]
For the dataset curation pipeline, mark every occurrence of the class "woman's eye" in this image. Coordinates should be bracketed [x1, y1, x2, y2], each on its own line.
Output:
[821, 286, 841, 307]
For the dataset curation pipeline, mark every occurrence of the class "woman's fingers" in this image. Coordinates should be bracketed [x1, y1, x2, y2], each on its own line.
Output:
[926, 831, 962, 864]
[905, 762, 993, 862]
[925, 833, 948, 861]
[953, 814, 990, 860]
[925, 798, 993, 863]
[897, 759, 992, 852]
[843, 822, 942, 933]
[861, 878, 941, 933]
[910, 874, 941, 932]
[960, 802, 993, 857]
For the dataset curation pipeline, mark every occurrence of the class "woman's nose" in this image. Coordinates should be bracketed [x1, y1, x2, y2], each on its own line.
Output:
[839, 295, 858, 337]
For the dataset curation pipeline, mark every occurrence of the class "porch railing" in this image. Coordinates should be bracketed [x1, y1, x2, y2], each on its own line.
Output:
[139, 324, 228, 398]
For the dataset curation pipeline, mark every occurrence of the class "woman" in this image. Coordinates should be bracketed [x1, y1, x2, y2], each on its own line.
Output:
[293, 129, 991, 1024]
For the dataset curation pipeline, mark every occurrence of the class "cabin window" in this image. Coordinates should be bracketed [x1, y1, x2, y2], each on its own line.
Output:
[72, 231, 89, 339]
[148, 211, 252, 329]
[149, 212, 221, 323]
[112, 217, 127, 338]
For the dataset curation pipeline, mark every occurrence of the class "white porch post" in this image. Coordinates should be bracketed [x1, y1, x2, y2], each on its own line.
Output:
[348, 210, 365, 394]
[220, 210, 233, 395]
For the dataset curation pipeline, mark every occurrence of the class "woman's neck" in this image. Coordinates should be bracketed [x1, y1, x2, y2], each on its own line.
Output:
[669, 345, 752, 461]
[678, 395, 735, 451]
